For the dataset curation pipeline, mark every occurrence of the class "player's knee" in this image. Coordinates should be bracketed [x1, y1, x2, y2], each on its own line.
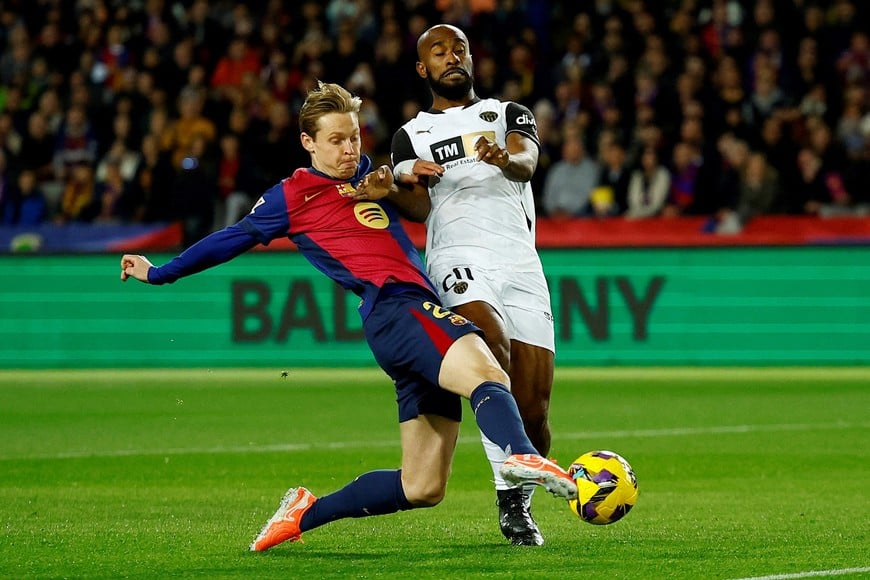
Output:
[480, 362, 509, 388]
[478, 339, 510, 384]
[523, 407, 549, 433]
[403, 478, 447, 507]
[440, 334, 511, 394]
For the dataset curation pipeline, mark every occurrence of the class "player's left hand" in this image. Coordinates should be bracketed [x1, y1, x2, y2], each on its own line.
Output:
[353, 165, 394, 200]
[474, 136, 509, 169]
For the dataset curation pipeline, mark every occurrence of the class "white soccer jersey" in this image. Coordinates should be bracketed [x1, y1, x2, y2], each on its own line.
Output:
[392, 98, 543, 272]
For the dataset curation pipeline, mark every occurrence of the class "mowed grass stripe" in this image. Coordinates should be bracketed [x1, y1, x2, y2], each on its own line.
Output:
[2, 420, 864, 461]
[0, 366, 868, 384]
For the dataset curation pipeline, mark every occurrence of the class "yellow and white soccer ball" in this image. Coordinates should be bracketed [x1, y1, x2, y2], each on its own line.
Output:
[568, 450, 638, 525]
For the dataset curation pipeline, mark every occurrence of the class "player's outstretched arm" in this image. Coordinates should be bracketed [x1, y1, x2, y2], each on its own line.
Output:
[389, 159, 439, 222]
[388, 178, 431, 223]
[120, 224, 260, 286]
[120, 254, 154, 283]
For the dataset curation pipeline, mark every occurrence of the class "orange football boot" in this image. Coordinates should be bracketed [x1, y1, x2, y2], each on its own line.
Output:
[250, 487, 317, 551]
[500, 454, 578, 501]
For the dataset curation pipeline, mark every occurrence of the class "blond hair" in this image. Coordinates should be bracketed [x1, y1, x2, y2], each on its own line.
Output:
[298, 81, 362, 137]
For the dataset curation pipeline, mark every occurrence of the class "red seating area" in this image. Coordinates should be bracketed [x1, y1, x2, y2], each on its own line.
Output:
[258, 216, 870, 251]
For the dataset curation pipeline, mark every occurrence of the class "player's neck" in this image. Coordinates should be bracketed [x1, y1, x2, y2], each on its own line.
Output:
[431, 90, 477, 111]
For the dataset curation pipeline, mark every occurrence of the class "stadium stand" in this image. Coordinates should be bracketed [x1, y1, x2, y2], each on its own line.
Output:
[0, 0, 868, 251]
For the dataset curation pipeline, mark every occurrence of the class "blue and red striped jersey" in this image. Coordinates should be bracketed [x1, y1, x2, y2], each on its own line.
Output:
[240, 156, 435, 317]
[147, 157, 434, 318]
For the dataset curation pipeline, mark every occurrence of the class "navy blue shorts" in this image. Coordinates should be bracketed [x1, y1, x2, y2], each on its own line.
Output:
[364, 284, 481, 423]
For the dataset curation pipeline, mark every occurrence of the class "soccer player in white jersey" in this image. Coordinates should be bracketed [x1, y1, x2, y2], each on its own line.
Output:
[386, 24, 555, 546]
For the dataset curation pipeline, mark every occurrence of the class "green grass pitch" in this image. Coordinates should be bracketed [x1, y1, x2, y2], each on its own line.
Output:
[0, 368, 867, 579]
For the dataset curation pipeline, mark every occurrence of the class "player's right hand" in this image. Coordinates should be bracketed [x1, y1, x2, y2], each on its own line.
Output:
[120, 254, 154, 283]
[393, 159, 444, 184]
[474, 136, 509, 168]
[353, 165, 394, 200]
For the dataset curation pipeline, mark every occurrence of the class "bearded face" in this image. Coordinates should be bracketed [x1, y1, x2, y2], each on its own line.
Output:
[425, 66, 474, 102]
[416, 25, 476, 103]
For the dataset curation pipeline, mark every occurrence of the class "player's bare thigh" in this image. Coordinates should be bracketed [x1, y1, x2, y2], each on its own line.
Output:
[399, 413, 461, 506]
[509, 339, 554, 449]
[453, 301, 511, 370]
[438, 333, 509, 398]
[509, 340, 554, 401]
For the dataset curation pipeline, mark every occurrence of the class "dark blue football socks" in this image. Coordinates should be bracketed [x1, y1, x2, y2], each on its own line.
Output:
[469, 381, 538, 456]
[300, 469, 412, 531]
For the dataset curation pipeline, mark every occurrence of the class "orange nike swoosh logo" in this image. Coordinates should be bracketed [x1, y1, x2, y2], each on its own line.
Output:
[304, 191, 323, 202]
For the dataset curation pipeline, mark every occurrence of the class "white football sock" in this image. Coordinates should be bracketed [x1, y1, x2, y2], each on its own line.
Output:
[480, 431, 510, 490]
[480, 433, 540, 502]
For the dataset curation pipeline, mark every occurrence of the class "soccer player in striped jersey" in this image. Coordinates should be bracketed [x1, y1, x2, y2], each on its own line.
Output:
[119, 82, 575, 551]
[388, 25, 556, 546]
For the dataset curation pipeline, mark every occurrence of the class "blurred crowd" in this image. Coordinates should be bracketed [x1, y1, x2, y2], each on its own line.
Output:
[0, 0, 869, 245]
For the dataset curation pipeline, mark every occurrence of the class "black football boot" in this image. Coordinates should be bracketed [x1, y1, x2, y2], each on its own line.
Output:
[496, 488, 544, 546]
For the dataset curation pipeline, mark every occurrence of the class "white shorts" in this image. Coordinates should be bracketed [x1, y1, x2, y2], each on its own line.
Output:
[428, 262, 555, 352]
